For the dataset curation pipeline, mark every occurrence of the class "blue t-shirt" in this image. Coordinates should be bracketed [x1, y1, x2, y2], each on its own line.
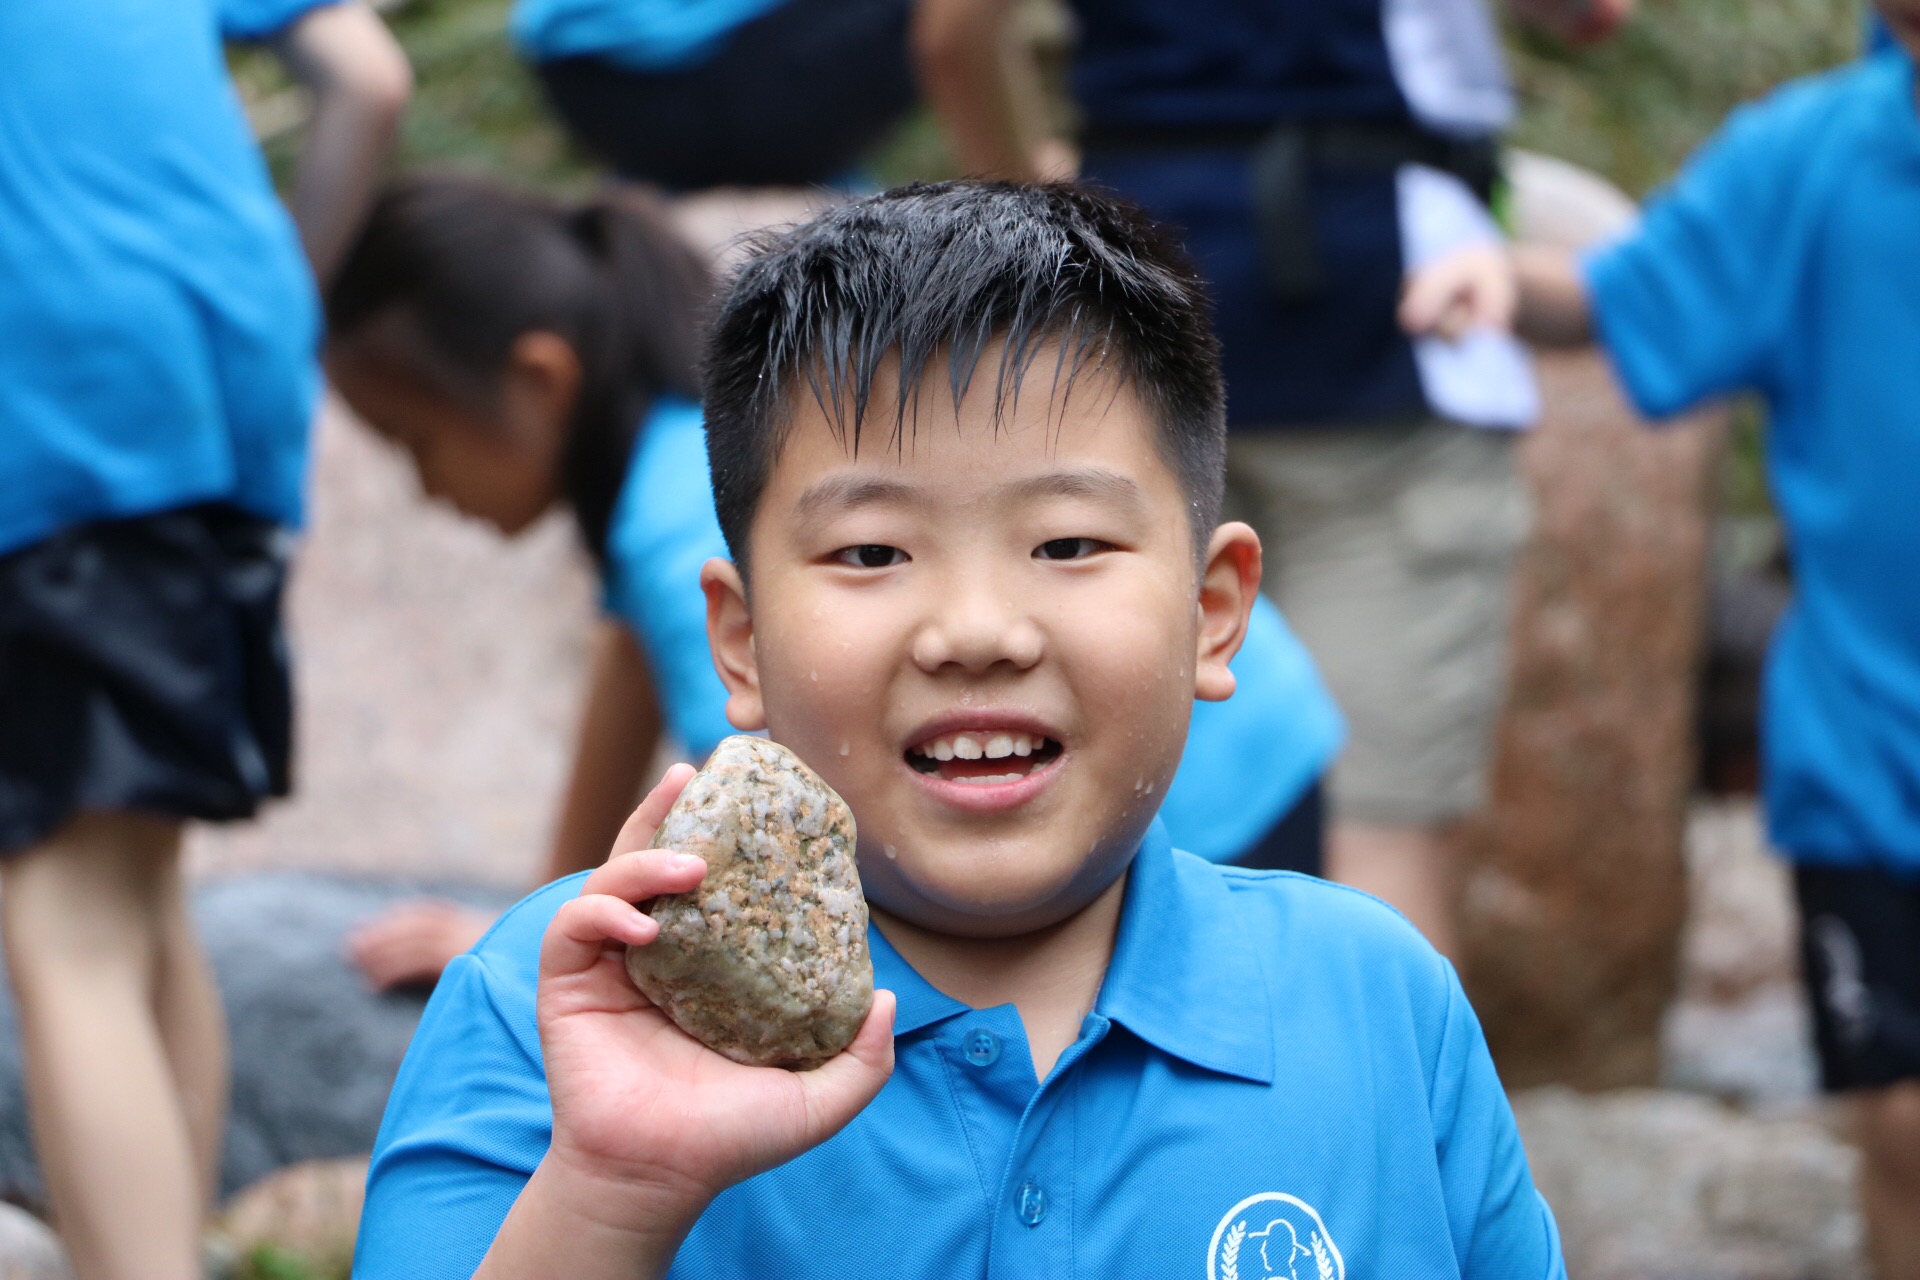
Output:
[355, 820, 1563, 1279]
[511, 0, 788, 70]
[1167, 595, 1344, 861]
[602, 401, 1341, 841]
[0, 0, 325, 556]
[601, 398, 738, 759]
[1583, 52, 1920, 870]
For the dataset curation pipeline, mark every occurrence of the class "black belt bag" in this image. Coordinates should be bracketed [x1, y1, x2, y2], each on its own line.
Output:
[1082, 119, 1501, 301]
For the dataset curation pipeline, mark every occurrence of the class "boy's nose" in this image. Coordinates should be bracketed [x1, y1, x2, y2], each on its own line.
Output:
[909, 581, 1044, 675]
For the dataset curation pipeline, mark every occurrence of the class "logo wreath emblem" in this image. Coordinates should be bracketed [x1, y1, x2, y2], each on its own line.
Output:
[1208, 1193, 1342, 1280]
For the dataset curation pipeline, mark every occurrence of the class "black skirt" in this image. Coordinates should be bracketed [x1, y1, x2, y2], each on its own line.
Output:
[0, 504, 294, 855]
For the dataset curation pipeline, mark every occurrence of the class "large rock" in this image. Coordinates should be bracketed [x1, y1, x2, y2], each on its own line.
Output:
[627, 737, 872, 1069]
[0, 874, 511, 1207]
[1515, 1087, 1863, 1280]
[1454, 352, 1725, 1088]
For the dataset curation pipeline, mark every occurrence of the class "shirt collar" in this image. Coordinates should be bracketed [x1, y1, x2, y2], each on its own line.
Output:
[1095, 820, 1276, 1084]
[864, 821, 1275, 1083]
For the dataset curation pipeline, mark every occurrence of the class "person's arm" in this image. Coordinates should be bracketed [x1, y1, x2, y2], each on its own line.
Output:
[1398, 243, 1594, 349]
[268, 1, 412, 287]
[544, 621, 665, 883]
[912, 0, 1047, 181]
[475, 770, 897, 1280]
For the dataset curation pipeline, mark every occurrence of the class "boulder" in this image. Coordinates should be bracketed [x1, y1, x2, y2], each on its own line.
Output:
[1453, 352, 1725, 1088]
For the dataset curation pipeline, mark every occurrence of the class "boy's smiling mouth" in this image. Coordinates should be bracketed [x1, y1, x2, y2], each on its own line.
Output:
[899, 713, 1068, 810]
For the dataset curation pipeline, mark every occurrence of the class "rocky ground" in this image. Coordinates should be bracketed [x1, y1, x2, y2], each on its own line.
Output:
[0, 403, 1859, 1277]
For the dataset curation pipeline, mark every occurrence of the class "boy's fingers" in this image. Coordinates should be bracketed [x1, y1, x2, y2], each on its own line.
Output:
[579, 847, 707, 902]
[608, 763, 699, 859]
[542, 893, 660, 978]
[1398, 264, 1462, 334]
[793, 990, 897, 1138]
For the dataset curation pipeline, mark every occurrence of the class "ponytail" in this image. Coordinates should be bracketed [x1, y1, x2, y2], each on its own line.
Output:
[328, 173, 712, 560]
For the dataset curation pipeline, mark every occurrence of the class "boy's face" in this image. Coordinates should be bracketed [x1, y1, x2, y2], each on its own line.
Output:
[703, 356, 1259, 939]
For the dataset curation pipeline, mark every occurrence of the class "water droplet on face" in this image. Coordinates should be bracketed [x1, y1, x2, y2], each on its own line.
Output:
[839, 741, 851, 756]
[883, 844, 898, 860]
[810, 669, 819, 682]
[960, 690, 974, 705]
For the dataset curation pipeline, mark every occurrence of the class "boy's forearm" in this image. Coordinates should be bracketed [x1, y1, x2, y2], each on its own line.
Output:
[542, 623, 663, 884]
[273, 1, 412, 287]
[1511, 244, 1596, 348]
[912, 0, 1040, 181]
[474, 1158, 697, 1280]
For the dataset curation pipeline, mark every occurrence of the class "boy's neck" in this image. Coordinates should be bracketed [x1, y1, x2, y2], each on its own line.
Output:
[871, 870, 1130, 1081]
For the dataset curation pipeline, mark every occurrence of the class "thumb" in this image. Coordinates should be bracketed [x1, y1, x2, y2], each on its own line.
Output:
[792, 990, 896, 1141]
[1398, 262, 1464, 335]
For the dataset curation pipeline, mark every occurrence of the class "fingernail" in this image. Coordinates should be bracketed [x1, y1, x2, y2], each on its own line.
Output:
[671, 854, 705, 873]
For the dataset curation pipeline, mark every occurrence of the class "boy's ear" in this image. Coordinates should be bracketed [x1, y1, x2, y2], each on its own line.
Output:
[702, 558, 767, 731]
[1193, 521, 1262, 703]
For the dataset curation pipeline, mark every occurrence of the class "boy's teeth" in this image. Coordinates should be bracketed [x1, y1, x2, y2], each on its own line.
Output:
[985, 734, 1014, 760]
[909, 730, 1054, 761]
[953, 735, 984, 760]
[1012, 736, 1033, 757]
[931, 739, 955, 762]
[956, 772, 1025, 786]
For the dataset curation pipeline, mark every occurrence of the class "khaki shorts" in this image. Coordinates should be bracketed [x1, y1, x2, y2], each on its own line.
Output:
[1225, 420, 1530, 826]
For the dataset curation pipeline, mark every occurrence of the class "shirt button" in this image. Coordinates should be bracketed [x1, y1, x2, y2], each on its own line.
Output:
[961, 1028, 1001, 1067]
[1016, 1181, 1047, 1227]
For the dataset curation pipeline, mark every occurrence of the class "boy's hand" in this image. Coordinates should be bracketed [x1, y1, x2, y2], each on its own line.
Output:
[533, 763, 897, 1236]
[1399, 245, 1519, 342]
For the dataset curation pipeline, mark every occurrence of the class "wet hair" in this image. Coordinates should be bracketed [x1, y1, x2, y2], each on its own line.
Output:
[702, 181, 1226, 571]
[328, 172, 711, 559]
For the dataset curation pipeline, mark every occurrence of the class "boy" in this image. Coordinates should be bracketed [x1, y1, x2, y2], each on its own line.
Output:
[354, 183, 1562, 1278]
[1401, 12, 1920, 1274]
[0, 2, 404, 1276]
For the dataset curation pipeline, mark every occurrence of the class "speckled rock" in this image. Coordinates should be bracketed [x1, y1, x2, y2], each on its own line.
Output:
[626, 736, 872, 1069]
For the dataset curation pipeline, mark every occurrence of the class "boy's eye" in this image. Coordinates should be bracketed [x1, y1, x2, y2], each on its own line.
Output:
[833, 544, 908, 569]
[1034, 537, 1111, 561]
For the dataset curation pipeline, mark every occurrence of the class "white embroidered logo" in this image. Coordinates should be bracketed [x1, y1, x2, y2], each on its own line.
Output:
[1207, 1193, 1343, 1280]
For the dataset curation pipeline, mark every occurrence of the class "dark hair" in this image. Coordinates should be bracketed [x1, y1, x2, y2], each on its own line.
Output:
[702, 181, 1227, 570]
[328, 172, 711, 558]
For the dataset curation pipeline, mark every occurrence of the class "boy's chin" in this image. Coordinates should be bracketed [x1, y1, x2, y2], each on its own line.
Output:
[858, 829, 1142, 938]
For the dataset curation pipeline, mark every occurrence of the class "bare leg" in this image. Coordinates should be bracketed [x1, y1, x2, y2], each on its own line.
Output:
[1327, 820, 1461, 965]
[1858, 1081, 1920, 1280]
[1, 812, 208, 1280]
[152, 852, 229, 1203]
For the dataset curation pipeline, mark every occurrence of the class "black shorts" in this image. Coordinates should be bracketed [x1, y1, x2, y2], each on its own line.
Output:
[1795, 862, 1920, 1092]
[534, 0, 917, 190]
[1227, 781, 1324, 878]
[0, 504, 293, 855]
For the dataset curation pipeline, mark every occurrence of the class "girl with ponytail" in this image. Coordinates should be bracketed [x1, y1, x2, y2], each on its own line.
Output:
[325, 173, 731, 987]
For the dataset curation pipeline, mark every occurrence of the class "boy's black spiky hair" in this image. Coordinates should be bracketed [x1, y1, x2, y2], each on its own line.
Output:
[701, 181, 1227, 569]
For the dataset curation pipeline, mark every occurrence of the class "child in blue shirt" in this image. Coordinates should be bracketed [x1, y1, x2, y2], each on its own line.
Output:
[353, 182, 1560, 1279]
[1402, 11, 1920, 1270]
[0, 1, 404, 1275]
[322, 173, 1344, 990]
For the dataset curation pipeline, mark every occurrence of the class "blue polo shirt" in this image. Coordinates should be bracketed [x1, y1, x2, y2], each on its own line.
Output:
[511, 0, 788, 70]
[1583, 51, 1920, 870]
[355, 820, 1562, 1278]
[0, 0, 324, 556]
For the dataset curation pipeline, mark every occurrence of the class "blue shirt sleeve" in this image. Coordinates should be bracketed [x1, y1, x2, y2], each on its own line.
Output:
[1428, 969, 1567, 1278]
[220, 0, 343, 43]
[601, 400, 737, 760]
[1581, 94, 1810, 419]
[354, 885, 567, 1280]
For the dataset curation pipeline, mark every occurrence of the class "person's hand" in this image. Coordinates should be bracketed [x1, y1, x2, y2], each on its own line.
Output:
[1399, 245, 1519, 342]
[533, 763, 897, 1236]
[347, 900, 497, 990]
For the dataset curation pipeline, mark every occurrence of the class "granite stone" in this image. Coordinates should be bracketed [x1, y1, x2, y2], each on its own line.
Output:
[626, 736, 873, 1069]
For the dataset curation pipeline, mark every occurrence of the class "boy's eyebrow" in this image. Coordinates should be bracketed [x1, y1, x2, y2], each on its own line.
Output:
[792, 468, 1149, 529]
[1008, 468, 1146, 511]
[791, 474, 926, 527]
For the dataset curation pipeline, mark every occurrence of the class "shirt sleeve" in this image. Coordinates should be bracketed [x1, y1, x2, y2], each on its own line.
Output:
[1427, 970, 1568, 1279]
[1581, 94, 1808, 419]
[352, 893, 565, 1280]
[219, 0, 344, 44]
